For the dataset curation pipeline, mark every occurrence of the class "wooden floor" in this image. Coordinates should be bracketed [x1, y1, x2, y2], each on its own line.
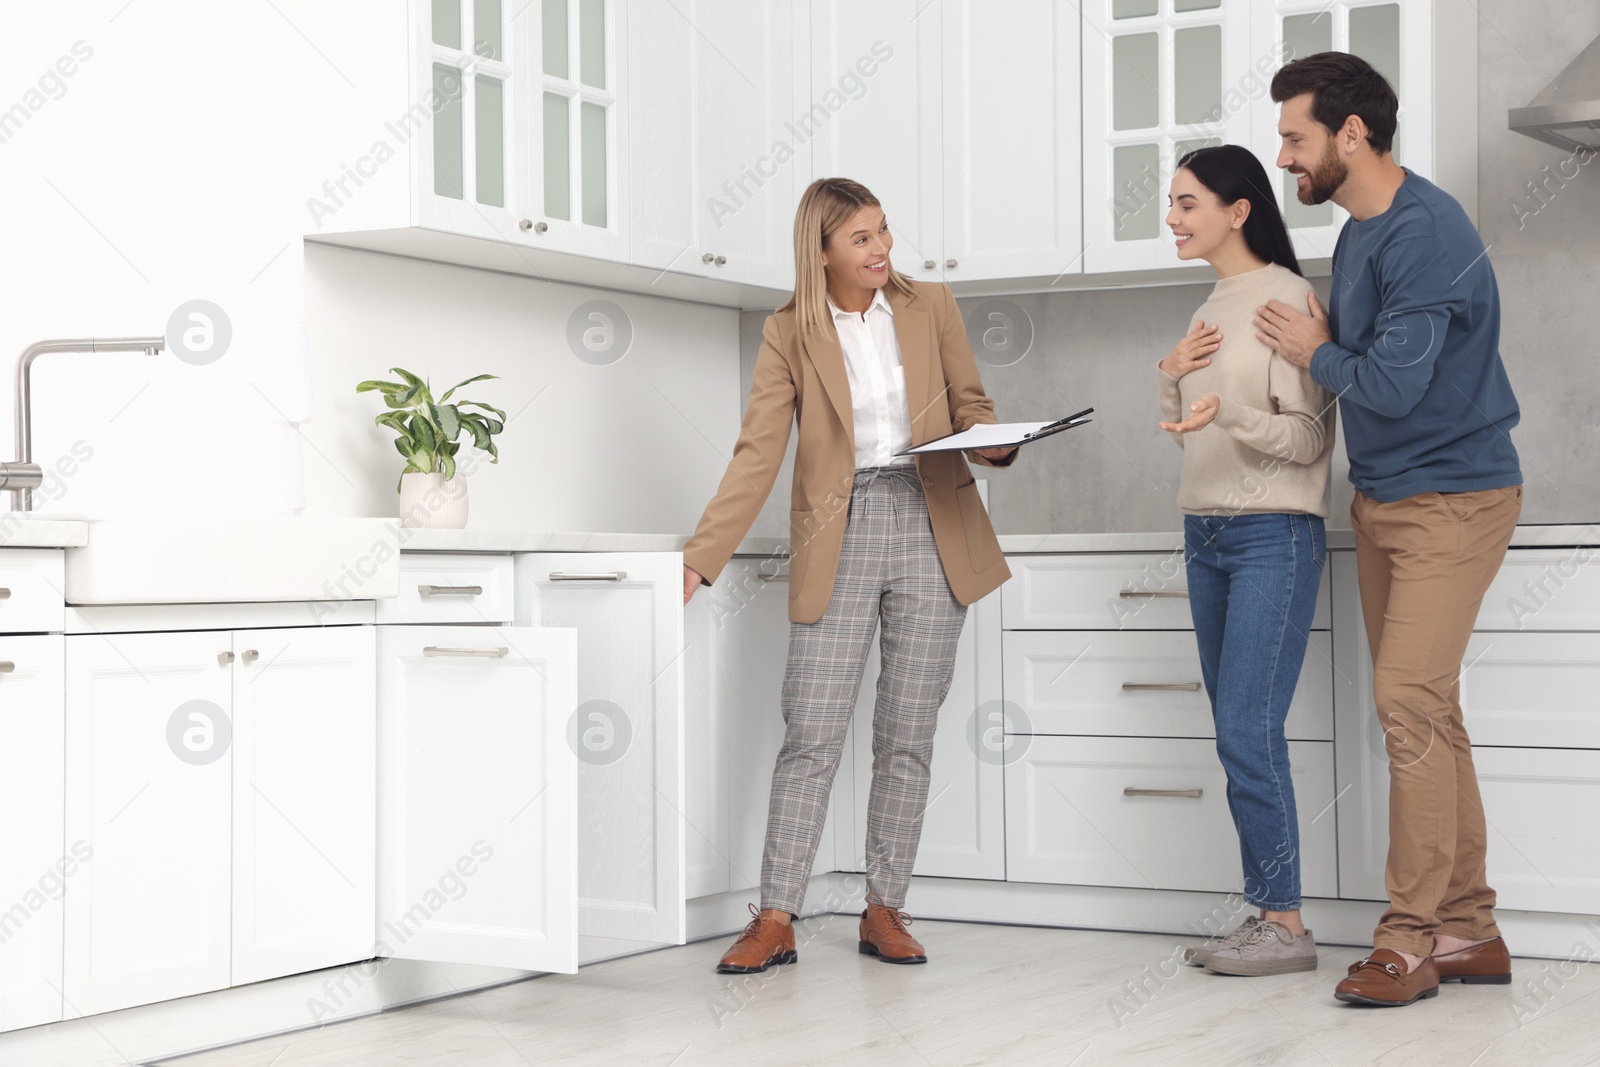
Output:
[159, 919, 1600, 1067]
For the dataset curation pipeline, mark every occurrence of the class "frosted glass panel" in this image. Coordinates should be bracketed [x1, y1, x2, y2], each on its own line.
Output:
[579, 0, 606, 89]
[432, 0, 461, 48]
[1284, 171, 1333, 228]
[581, 101, 607, 227]
[474, 0, 502, 60]
[543, 0, 569, 78]
[1349, 5, 1401, 89]
[1174, 0, 1221, 9]
[1175, 137, 1222, 167]
[1283, 12, 1332, 65]
[433, 65, 464, 200]
[1113, 144, 1161, 241]
[1174, 25, 1222, 126]
[475, 76, 504, 207]
[1113, 33, 1159, 131]
[544, 92, 571, 220]
[1113, 0, 1157, 16]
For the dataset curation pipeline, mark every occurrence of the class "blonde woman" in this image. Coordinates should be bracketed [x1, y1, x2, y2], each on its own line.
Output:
[682, 177, 1016, 973]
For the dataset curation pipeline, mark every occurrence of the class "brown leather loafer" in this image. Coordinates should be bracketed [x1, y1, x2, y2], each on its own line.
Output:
[1334, 950, 1440, 1006]
[859, 895, 927, 964]
[1433, 936, 1513, 984]
[716, 904, 797, 974]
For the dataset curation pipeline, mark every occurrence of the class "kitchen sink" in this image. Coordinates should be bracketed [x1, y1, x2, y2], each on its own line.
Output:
[64, 517, 401, 604]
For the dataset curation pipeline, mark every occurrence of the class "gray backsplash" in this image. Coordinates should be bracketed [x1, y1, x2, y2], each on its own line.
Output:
[734, 0, 1600, 538]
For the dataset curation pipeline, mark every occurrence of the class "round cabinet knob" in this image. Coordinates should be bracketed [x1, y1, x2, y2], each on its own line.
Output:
[714, 255, 727, 267]
[702, 252, 716, 264]
[945, 259, 958, 269]
[218, 651, 235, 666]
[519, 219, 548, 234]
[242, 649, 260, 664]
[923, 260, 935, 270]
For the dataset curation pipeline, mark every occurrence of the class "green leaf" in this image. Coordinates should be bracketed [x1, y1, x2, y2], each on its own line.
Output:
[458, 400, 507, 421]
[441, 449, 457, 481]
[439, 374, 498, 403]
[393, 437, 413, 460]
[355, 379, 406, 394]
[465, 416, 492, 452]
[430, 402, 461, 443]
[483, 417, 504, 436]
[389, 367, 423, 389]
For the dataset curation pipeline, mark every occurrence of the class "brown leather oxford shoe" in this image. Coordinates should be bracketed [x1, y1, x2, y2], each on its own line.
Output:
[716, 903, 797, 974]
[1433, 936, 1513, 984]
[859, 895, 927, 964]
[1334, 949, 1440, 1006]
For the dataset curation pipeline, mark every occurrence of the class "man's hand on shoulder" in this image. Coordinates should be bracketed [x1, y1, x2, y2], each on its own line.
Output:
[1254, 291, 1331, 370]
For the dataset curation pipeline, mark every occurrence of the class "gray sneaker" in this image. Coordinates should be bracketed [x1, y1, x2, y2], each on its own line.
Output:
[1183, 915, 1262, 966]
[1204, 919, 1318, 976]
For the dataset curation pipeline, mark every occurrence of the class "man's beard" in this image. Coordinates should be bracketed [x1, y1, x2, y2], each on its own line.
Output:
[1294, 140, 1347, 205]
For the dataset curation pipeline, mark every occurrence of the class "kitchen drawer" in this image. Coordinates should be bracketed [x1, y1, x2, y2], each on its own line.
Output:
[1002, 553, 1331, 631]
[1003, 630, 1332, 741]
[1476, 746, 1600, 915]
[0, 549, 65, 634]
[375, 553, 515, 624]
[1473, 547, 1600, 631]
[1004, 735, 1336, 897]
[1461, 633, 1600, 749]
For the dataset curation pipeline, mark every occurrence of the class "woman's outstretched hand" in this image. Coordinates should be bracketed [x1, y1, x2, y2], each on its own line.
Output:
[682, 564, 704, 605]
[975, 447, 1018, 462]
[1159, 321, 1221, 379]
[1159, 393, 1221, 434]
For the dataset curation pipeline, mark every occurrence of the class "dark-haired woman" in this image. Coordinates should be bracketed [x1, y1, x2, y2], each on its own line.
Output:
[1157, 144, 1336, 977]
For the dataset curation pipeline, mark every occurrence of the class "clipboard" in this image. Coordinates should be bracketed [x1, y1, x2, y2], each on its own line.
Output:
[894, 407, 1094, 456]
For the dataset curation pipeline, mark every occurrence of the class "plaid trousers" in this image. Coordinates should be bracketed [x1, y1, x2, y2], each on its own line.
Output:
[761, 465, 968, 914]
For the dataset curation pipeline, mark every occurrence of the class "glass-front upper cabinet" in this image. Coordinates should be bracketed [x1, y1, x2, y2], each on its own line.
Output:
[1082, 0, 1253, 274]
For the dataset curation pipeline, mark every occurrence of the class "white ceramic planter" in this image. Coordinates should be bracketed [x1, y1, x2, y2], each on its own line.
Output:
[398, 471, 468, 529]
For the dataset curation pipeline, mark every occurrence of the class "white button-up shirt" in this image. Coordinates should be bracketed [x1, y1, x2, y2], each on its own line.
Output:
[828, 289, 914, 468]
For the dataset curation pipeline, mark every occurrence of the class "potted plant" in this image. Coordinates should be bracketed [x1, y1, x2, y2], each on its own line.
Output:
[356, 367, 505, 529]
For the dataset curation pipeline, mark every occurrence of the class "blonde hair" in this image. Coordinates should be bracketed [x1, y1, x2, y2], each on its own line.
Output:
[781, 177, 917, 337]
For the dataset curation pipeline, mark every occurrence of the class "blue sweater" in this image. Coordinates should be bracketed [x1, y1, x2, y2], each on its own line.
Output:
[1310, 170, 1521, 502]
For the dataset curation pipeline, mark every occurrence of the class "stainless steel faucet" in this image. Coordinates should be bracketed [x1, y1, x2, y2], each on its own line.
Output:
[4, 336, 166, 512]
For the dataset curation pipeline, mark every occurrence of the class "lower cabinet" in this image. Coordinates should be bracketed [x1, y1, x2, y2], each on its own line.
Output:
[375, 626, 578, 973]
[0, 635, 66, 1032]
[1004, 735, 1338, 897]
[63, 626, 377, 1016]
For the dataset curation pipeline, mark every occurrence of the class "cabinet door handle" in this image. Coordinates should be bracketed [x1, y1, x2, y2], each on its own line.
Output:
[1118, 589, 1189, 599]
[547, 571, 627, 582]
[0, 661, 14, 674]
[757, 572, 789, 583]
[1121, 682, 1202, 692]
[520, 219, 548, 234]
[423, 645, 509, 658]
[923, 259, 935, 270]
[1124, 787, 1203, 799]
[0, 588, 11, 600]
[418, 584, 483, 597]
[241, 649, 260, 663]
[218, 651, 235, 665]
[945, 258, 958, 269]
[702, 252, 715, 264]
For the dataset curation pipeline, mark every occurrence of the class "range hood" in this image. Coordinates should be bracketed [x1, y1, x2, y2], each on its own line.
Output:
[1509, 34, 1600, 152]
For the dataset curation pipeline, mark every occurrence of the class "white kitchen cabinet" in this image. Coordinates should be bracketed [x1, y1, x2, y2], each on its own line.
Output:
[1474, 747, 1600, 916]
[232, 627, 377, 986]
[629, 0, 805, 291]
[0, 635, 66, 1033]
[1081, 0, 1253, 276]
[1005, 734, 1338, 897]
[515, 553, 685, 946]
[842, 590, 1006, 881]
[64, 631, 234, 1017]
[1250, 0, 1478, 264]
[379, 553, 517, 625]
[376, 625, 578, 972]
[0, 548, 66, 634]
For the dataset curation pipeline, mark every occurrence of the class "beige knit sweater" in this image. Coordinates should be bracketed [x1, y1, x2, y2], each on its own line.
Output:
[1158, 263, 1337, 517]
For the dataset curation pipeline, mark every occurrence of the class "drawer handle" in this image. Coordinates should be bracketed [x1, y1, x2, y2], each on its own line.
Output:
[0, 588, 10, 600]
[1118, 589, 1188, 599]
[241, 649, 260, 663]
[218, 651, 235, 666]
[0, 661, 13, 674]
[547, 571, 627, 582]
[423, 645, 509, 659]
[418, 584, 484, 596]
[1124, 787, 1203, 799]
[757, 572, 789, 583]
[1122, 682, 1203, 692]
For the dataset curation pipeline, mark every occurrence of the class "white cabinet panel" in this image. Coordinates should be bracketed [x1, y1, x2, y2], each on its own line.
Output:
[378, 553, 516, 625]
[1004, 735, 1336, 898]
[377, 625, 578, 973]
[1473, 548, 1600, 632]
[0, 549, 65, 634]
[0, 635, 65, 1032]
[232, 627, 376, 985]
[1459, 632, 1600, 750]
[1003, 630, 1333, 741]
[515, 553, 684, 945]
[1476, 747, 1600, 916]
[64, 632, 233, 1017]
[939, 0, 1082, 281]
[1003, 552, 1332, 631]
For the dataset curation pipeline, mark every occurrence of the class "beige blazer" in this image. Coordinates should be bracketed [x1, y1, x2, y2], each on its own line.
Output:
[683, 280, 1014, 623]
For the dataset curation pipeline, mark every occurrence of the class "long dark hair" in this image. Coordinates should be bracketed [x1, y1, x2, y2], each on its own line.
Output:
[1176, 145, 1302, 277]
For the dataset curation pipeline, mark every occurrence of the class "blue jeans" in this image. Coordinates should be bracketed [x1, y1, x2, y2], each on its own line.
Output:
[1184, 512, 1325, 911]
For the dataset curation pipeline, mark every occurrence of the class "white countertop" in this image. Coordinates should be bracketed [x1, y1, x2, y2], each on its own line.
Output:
[0, 518, 89, 548]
